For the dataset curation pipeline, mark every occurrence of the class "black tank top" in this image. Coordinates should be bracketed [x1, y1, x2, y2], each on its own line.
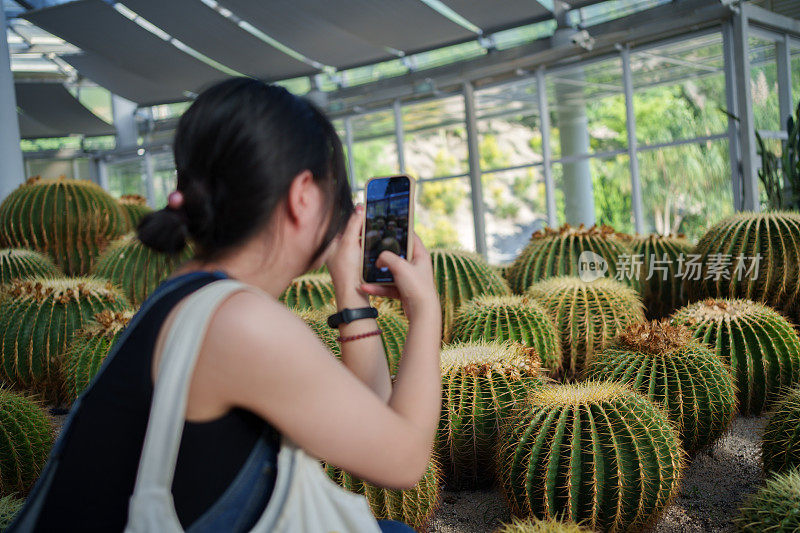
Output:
[32, 270, 279, 532]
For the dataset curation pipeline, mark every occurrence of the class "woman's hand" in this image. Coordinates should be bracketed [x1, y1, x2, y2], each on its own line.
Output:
[326, 205, 370, 309]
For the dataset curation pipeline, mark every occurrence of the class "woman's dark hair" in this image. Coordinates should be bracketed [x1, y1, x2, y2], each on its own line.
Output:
[138, 78, 353, 265]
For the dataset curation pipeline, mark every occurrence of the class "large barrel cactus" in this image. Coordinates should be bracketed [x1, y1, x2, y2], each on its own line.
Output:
[506, 224, 632, 294]
[587, 321, 736, 453]
[324, 459, 440, 531]
[92, 233, 193, 307]
[0, 177, 128, 275]
[0, 387, 54, 496]
[64, 309, 133, 402]
[672, 298, 800, 415]
[450, 295, 562, 374]
[528, 277, 645, 379]
[280, 273, 336, 311]
[118, 194, 152, 231]
[0, 248, 61, 286]
[633, 234, 693, 318]
[431, 249, 510, 342]
[686, 212, 800, 322]
[494, 518, 593, 533]
[736, 466, 800, 533]
[762, 386, 800, 475]
[497, 381, 683, 532]
[0, 277, 129, 402]
[438, 342, 547, 489]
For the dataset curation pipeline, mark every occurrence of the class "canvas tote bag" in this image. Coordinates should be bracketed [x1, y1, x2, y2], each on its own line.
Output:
[124, 279, 381, 533]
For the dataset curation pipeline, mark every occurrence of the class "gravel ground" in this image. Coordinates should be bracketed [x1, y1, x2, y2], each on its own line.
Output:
[428, 415, 768, 533]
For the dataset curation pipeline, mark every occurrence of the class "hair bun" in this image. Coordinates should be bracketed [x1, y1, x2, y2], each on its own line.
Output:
[137, 208, 189, 254]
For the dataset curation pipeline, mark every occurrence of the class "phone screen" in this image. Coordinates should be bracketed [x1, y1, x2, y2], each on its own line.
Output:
[363, 176, 411, 283]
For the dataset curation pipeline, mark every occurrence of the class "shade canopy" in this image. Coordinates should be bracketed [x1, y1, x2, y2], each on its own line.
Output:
[15, 81, 115, 138]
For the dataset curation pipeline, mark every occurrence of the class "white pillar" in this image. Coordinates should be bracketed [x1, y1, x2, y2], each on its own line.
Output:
[776, 36, 793, 129]
[111, 95, 138, 149]
[393, 99, 406, 173]
[722, 21, 744, 212]
[143, 152, 157, 207]
[733, 5, 760, 212]
[343, 116, 357, 190]
[0, 8, 25, 200]
[463, 81, 487, 258]
[536, 68, 557, 228]
[621, 45, 645, 234]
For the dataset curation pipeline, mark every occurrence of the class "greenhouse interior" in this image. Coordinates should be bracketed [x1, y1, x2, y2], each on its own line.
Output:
[3, 0, 800, 531]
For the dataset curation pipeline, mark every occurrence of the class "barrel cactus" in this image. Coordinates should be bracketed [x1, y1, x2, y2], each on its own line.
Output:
[324, 458, 440, 531]
[118, 194, 152, 231]
[528, 277, 645, 380]
[736, 466, 800, 533]
[587, 320, 736, 452]
[762, 386, 800, 475]
[672, 298, 800, 415]
[0, 277, 129, 402]
[0, 248, 61, 286]
[506, 224, 632, 294]
[686, 211, 800, 322]
[63, 309, 133, 402]
[431, 249, 510, 342]
[280, 273, 336, 311]
[438, 342, 547, 489]
[450, 295, 562, 374]
[92, 233, 193, 307]
[0, 494, 24, 529]
[494, 518, 593, 533]
[497, 381, 683, 531]
[0, 177, 127, 275]
[0, 387, 54, 496]
[633, 234, 693, 318]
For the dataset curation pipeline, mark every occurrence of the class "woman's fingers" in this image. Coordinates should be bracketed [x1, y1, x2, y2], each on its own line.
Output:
[360, 283, 401, 299]
[341, 205, 364, 245]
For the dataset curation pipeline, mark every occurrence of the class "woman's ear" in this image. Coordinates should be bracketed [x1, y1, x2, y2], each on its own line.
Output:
[286, 170, 318, 227]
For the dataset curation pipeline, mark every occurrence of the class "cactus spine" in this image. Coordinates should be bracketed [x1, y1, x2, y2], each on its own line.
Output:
[686, 211, 800, 322]
[0, 278, 129, 402]
[528, 277, 645, 379]
[587, 321, 736, 453]
[0, 494, 24, 529]
[506, 224, 632, 294]
[762, 386, 800, 474]
[324, 459, 440, 531]
[0, 177, 127, 275]
[431, 249, 510, 342]
[497, 381, 683, 532]
[0, 249, 61, 286]
[450, 295, 562, 374]
[280, 273, 336, 311]
[92, 233, 193, 307]
[632, 234, 693, 318]
[672, 299, 800, 415]
[735, 466, 800, 533]
[118, 194, 152, 231]
[0, 387, 54, 496]
[438, 342, 546, 488]
[64, 310, 133, 402]
[494, 518, 593, 533]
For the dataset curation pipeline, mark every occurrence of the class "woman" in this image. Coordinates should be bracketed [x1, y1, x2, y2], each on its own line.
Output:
[16, 78, 441, 532]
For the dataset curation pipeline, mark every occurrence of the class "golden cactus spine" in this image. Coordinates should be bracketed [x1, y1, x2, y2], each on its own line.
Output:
[0, 387, 54, 496]
[279, 273, 336, 311]
[0, 248, 61, 286]
[762, 386, 800, 474]
[632, 234, 693, 318]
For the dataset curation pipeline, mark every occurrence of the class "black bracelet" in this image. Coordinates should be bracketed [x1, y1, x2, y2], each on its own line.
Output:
[327, 306, 379, 329]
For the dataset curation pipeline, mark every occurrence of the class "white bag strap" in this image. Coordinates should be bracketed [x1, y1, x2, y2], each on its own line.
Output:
[131, 279, 256, 492]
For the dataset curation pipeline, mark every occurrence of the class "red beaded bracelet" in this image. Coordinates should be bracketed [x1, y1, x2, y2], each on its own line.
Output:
[337, 329, 382, 343]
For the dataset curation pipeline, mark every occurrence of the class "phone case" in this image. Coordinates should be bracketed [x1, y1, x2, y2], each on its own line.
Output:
[360, 175, 415, 286]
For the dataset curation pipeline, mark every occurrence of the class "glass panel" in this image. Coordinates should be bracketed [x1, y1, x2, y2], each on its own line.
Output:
[632, 32, 728, 145]
[403, 95, 468, 179]
[638, 138, 733, 240]
[414, 177, 474, 252]
[483, 167, 548, 264]
[749, 35, 781, 132]
[346, 110, 399, 188]
[26, 159, 76, 179]
[107, 158, 147, 199]
[591, 154, 634, 233]
[151, 151, 176, 208]
[792, 40, 800, 113]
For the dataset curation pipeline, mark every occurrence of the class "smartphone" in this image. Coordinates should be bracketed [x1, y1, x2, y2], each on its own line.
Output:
[361, 175, 415, 285]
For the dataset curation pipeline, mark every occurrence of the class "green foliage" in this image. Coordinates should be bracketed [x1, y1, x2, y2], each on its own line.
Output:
[587, 321, 736, 453]
[757, 100, 800, 211]
[0, 249, 61, 286]
[0, 494, 24, 530]
[632, 234, 694, 318]
[736, 466, 800, 533]
[418, 179, 464, 216]
[496, 381, 683, 532]
[686, 212, 800, 323]
[117, 195, 153, 232]
[506, 224, 632, 294]
[63, 310, 132, 402]
[761, 386, 800, 475]
[279, 273, 336, 311]
[494, 517, 593, 533]
[0, 387, 54, 496]
[92, 233, 193, 307]
[324, 458, 440, 531]
[438, 342, 547, 489]
[528, 277, 645, 380]
[450, 295, 562, 374]
[0, 177, 128, 276]
[415, 216, 461, 250]
[672, 299, 800, 415]
[0, 277, 130, 403]
[431, 249, 510, 341]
